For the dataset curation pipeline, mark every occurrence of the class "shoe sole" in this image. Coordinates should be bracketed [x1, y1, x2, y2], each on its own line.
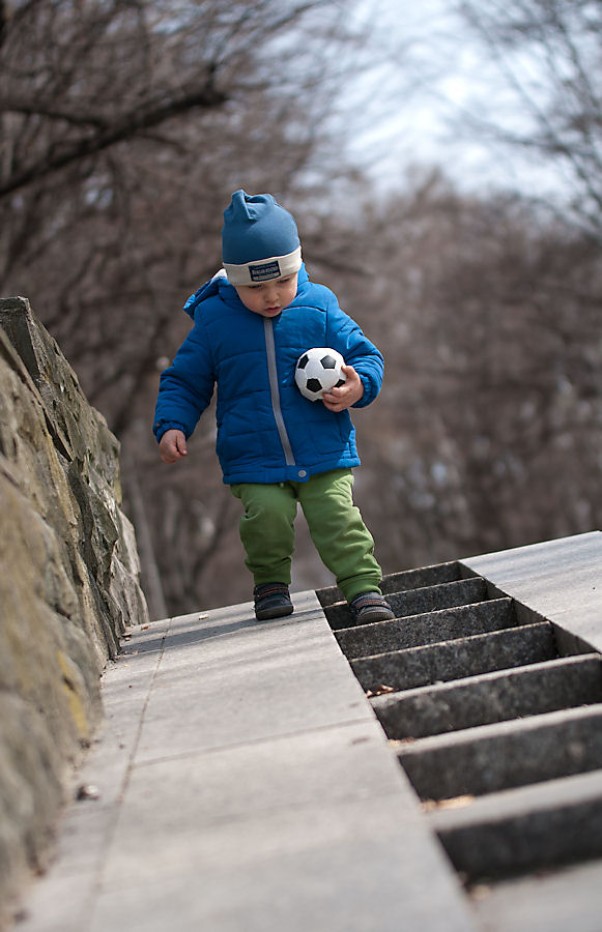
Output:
[255, 604, 294, 621]
[354, 608, 395, 624]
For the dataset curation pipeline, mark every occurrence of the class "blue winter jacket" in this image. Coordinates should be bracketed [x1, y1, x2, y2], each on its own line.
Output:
[153, 265, 384, 485]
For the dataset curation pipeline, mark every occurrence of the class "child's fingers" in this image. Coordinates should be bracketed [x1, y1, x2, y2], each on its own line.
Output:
[322, 388, 350, 411]
[322, 364, 364, 410]
[160, 430, 187, 463]
[160, 442, 179, 464]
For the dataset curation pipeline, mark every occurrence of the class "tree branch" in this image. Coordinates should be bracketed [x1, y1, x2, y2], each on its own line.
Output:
[0, 80, 227, 199]
[0, 99, 109, 129]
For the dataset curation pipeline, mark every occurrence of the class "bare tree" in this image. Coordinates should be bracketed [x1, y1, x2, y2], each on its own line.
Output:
[7, 2, 597, 618]
[315, 172, 602, 574]
[453, 0, 602, 239]
[1, 0, 376, 617]
[1, 0, 361, 402]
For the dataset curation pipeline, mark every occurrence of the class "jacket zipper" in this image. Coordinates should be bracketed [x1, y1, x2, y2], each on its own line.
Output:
[264, 318, 296, 466]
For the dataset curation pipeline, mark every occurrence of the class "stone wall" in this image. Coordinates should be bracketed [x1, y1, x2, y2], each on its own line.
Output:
[0, 297, 148, 919]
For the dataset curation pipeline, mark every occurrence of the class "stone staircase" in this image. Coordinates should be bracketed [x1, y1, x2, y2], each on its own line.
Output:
[317, 559, 602, 930]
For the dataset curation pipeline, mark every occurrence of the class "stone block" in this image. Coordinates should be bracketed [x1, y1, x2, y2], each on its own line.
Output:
[429, 770, 602, 881]
[350, 622, 558, 693]
[398, 705, 602, 801]
[470, 858, 602, 932]
[316, 560, 462, 607]
[325, 577, 488, 630]
[371, 654, 602, 739]
[335, 597, 517, 660]
[0, 297, 148, 920]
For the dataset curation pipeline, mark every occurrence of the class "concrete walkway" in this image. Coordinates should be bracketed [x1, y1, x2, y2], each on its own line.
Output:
[17, 590, 477, 932]
[17, 531, 601, 931]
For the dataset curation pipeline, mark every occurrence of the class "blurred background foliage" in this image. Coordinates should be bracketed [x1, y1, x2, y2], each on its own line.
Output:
[1, 0, 600, 617]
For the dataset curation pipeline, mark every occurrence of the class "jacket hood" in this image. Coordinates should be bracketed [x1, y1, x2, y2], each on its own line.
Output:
[183, 269, 226, 319]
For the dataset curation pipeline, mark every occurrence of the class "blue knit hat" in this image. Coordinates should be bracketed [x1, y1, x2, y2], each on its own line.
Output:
[222, 189, 302, 285]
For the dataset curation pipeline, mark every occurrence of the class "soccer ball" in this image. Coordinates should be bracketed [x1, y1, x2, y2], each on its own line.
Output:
[295, 347, 347, 401]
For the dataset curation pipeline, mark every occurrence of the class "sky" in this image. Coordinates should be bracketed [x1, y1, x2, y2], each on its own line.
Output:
[340, 0, 565, 201]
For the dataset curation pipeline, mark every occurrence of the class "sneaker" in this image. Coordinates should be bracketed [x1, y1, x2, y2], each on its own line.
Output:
[254, 583, 294, 621]
[350, 592, 395, 624]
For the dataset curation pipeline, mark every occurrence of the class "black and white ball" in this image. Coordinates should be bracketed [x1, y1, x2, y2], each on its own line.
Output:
[294, 347, 347, 402]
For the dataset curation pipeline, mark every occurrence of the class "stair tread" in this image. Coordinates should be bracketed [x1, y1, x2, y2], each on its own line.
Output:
[396, 703, 602, 801]
[370, 654, 601, 711]
[316, 560, 463, 606]
[427, 768, 602, 833]
[352, 622, 557, 693]
[469, 857, 602, 932]
[335, 596, 514, 643]
[396, 701, 602, 757]
[353, 620, 552, 665]
[429, 768, 602, 882]
[336, 601, 518, 661]
[324, 577, 489, 630]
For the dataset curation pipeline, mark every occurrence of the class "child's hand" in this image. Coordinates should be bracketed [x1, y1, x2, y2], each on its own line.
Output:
[322, 365, 364, 412]
[159, 429, 188, 463]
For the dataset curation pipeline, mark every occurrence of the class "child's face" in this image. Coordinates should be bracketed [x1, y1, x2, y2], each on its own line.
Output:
[234, 273, 298, 318]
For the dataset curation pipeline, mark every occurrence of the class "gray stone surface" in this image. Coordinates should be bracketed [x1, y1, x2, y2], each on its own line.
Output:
[317, 561, 462, 607]
[350, 622, 557, 693]
[429, 769, 602, 881]
[386, 578, 488, 620]
[15, 592, 478, 932]
[336, 598, 517, 660]
[398, 704, 602, 800]
[371, 654, 602, 739]
[461, 531, 602, 652]
[325, 577, 488, 630]
[469, 857, 602, 932]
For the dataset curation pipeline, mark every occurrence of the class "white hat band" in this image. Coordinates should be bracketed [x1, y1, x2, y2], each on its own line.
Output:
[223, 246, 302, 286]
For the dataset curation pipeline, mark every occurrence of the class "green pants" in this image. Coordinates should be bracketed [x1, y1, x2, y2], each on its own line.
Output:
[230, 469, 382, 602]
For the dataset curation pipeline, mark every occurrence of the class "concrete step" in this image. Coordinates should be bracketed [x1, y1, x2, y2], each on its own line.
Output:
[319, 541, 602, 915]
[381, 561, 462, 595]
[371, 655, 602, 739]
[316, 560, 462, 608]
[350, 622, 558, 694]
[428, 769, 602, 882]
[335, 597, 517, 661]
[386, 577, 489, 621]
[469, 857, 602, 932]
[325, 576, 489, 631]
[397, 704, 602, 801]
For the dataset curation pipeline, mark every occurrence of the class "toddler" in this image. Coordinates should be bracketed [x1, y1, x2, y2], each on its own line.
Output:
[153, 189, 394, 623]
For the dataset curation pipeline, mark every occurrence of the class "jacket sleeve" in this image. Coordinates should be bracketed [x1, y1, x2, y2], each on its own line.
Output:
[153, 316, 216, 441]
[325, 293, 384, 408]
